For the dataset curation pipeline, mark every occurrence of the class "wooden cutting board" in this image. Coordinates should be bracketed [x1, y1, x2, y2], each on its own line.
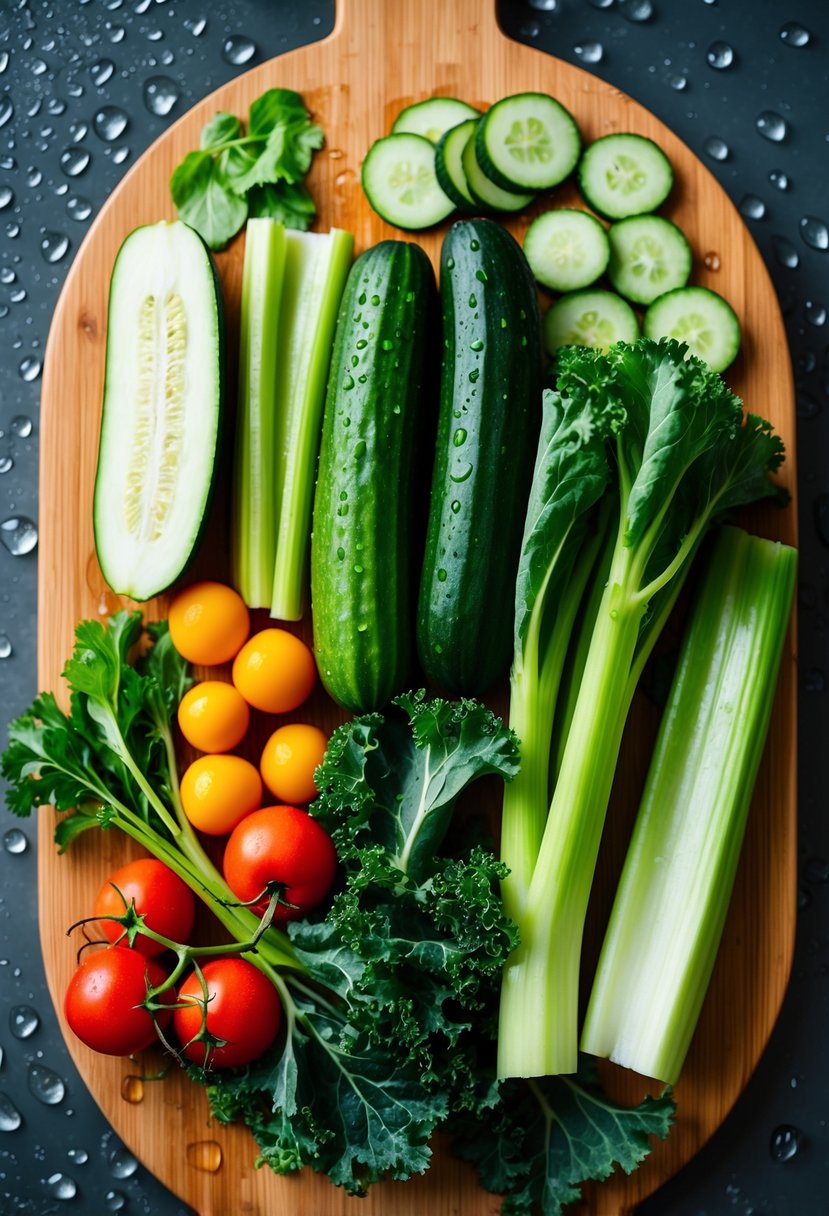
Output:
[38, 1, 797, 1213]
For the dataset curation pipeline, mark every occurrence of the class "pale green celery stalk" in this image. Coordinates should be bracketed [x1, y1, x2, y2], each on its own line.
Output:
[270, 228, 354, 621]
[581, 527, 796, 1084]
[232, 218, 288, 607]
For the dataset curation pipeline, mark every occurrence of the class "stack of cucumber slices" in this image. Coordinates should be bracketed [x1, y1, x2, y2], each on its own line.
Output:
[361, 96, 741, 374]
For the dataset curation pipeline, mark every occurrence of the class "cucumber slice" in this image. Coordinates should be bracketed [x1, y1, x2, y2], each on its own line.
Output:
[643, 286, 741, 372]
[475, 92, 581, 192]
[392, 97, 480, 144]
[461, 125, 534, 213]
[435, 118, 478, 211]
[607, 215, 692, 306]
[523, 208, 610, 292]
[543, 289, 640, 355]
[579, 133, 674, 220]
[93, 220, 223, 601]
[362, 133, 455, 230]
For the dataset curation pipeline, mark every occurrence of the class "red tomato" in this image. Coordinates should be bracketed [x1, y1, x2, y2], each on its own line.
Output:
[64, 947, 173, 1056]
[172, 958, 281, 1069]
[223, 804, 337, 924]
[93, 858, 196, 956]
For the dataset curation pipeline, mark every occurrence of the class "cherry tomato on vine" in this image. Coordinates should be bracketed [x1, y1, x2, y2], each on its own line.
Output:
[64, 947, 173, 1056]
[177, 680, 250, 753]
[222, 804, 337, 924]
[172, 957, 282, 1069]
[93, 858, 196, 957]
[168, 581, 250, 666]
[231, 628, 316, 714]
[179, 753, 262, 835]
[260, 723, 328, 804]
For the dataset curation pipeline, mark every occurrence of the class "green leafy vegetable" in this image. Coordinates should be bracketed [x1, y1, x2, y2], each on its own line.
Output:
[169, 88, 324, 249]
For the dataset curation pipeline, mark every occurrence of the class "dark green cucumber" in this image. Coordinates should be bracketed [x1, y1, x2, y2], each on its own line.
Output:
[311, 241, 436, 713]
[417, 219, 543, 693]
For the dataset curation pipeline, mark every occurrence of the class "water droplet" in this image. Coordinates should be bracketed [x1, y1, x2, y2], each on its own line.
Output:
[756, 111, 788, 143]
[1, 266, 16, 284]
[0, 456, 12, 474]
[574, 41, 604, 64]
[704, 135, 729, 161]
[0, 184, 13, 209]
[105, 1191, 128, 1212]
[805, 299, 826, 326]
[45, 1172, 77, 1200]
[589, 0, 615, 7]
[739, 194, 766, 220]
[0, 95, 13, 128]
[10, 1005, 39, 1039]
[112, 146, 130, 165]
[3, 827, 27, 853]
[70, 120, 89, 143]
[769, 1124, 801, 1162]
[703, 251, 721, 270]
[0, 51, 8, 73]
[706, 40, 734, 69]
[519, 18, 541, 37]
[90, 59, 115, 87]
[222, 35, 256, 66]
[108, 1143, 138, 1178]
[529, 0, 558, 9]
[67, 195, 92, 222]
[800, 216, 829, 251]
[48, 97, 67, 116]
[450, 500, 461, 514]
[186, 1139, 223, 1172]
[67, 1147, 89, 1165]
[107, 23, 126, 43]
[11, 414, 33, 437]
[779, 21, 810, 48]
[619, 0, 653, 20]
[143, 76, 180, 118]
[184, 17, 207, 36]
[453, 427, 468, 446]
[40, 231, 70, 264]
[450, 462, 473, 483]
[60, 146, 91, 177]
[772, 235, 799, 269]
[667, 72, 687, 91]
[94, 105, 128, 142]
[0, 1093, 22, 1131]
[28, 1063, 65, 1105]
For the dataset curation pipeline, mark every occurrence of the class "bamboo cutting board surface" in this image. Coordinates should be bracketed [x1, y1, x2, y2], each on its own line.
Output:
[38, 1, 797, 1213]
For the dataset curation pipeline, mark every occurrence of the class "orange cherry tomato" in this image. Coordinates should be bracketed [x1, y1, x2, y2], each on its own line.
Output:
[260, 723, 328, 804]
[168, 581, 250, 666]
[94, 858, 196, 956]
[179, 754, 262, 835]
[231, 628, 316, 714]
[177, 680, 250, 753]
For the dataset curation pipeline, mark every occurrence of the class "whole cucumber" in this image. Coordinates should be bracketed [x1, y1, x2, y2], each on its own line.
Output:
[417, 218, 542, 693]
[311, 240, 436, 713]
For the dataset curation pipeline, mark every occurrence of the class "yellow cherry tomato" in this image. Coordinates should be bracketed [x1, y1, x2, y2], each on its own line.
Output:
[177, 681, 250, 754]
[168, 582, 250, 666]
[260, 723, 328, 804]
[179, 754, 262, 835]
[232, 628, 316, 714]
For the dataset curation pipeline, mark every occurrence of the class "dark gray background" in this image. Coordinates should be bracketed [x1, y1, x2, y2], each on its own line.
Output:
[0, 0, 827, 1212]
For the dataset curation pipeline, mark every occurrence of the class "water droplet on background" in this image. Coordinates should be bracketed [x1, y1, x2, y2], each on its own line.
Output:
[0, 184, 13, 209]
[756, 111, 788, 143]
[67, 1147, 89, 1165]
[0, 94, 13, 128]
[769, 169, 789, 191]
[111, 146, 130, 165]
[184, 17, 207, 36]
[0, 51, 9, 73]
[704, 251, 721, 270]
[222, 35, 256, 66]
[40, 231, 70, 264]
[589, 0, 614, 7]
[800, 216, 829, 251]
[0, 455, 12, 474]
[105, 1191, 127, 1212]
[108, 1143, 138, 1178]
[805, 300, 826, 325]
[11, 414, 33, 436]
[90, 58, 115, 87]
[69, 120, 89, 143]
[519, 19, 541, 38]
[45, 1171, 77, 1200]
[0, 1093, 22, 1131]
[94, 105, 128, 141]
[120, 1074, 144, 1104]
[772, 235, 799, 268]
[667, 73, 687, 91]
[186, 1139, 223, 1173]
[706, 40, 734, 69]
[779, 21, 810, 48]
[28, 1062, 65, 1105]
[60, 146, 91, 177]
[3, 827, 28, 854]
[67, 194, 92, 222]
[769, 1123, 801, 1162]
[574, 41, 604, 64]
[739, 195, 766, 221]
[0, 516, 38, 556]
[10, 1004, 40, 1039]
[618, 0, 653, 19]
[704, 135, 729, 161]
[143, 76, 180, 117]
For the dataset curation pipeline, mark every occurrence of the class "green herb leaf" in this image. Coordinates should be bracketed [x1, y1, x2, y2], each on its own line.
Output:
[247, 88, 310, 136]
[200, 111, 242, 150]
[170, 150, 248, 250]
[54, 808, 104, 852]
[247, 181, 316, 230]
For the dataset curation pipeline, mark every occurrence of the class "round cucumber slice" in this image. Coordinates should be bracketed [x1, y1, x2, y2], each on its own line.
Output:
[435, 118, 478, 211]
[607, 215, 692, 306]
[392, 97, 480, 144]
[523, 209, 610, 292]
[362, 134, 455, 230]
[461, 126, 534, 213]
[579, 133, 674, 220]
[543, 289, 640, 355]
[643, 286, 741, 372]
[476, 92, 581, 192]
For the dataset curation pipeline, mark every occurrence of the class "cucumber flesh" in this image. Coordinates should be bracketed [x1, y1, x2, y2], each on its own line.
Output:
[607, 215, 692, 306]
[523, 208, 610, 292]
[643, 285, 741, 372]
[392, 97, 480, 144]
[94, 220, 223, 601]
[476, 92, 581, 192]
[435, 118, 478, 211]
[461, 125, 534, 213]
[362, 133, 455, 230]
[543, 289, 640, 355]
[579, 133, 673, 220]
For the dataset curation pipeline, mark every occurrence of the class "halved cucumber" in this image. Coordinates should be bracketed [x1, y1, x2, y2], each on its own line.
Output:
[435, 118, 478, 211]
[475, 92, 581, 192]
[523, 208, 610, 292]
[543, 289, 640, 355]
[461, 125, 534, 213]
[643, 286, 741, 372]
[93, 220, 223, 601]
[362, 133, 455, 230]
[579, 133, 674, 220]
[607, 215, 692, 306]
[392, 97, 480, 144]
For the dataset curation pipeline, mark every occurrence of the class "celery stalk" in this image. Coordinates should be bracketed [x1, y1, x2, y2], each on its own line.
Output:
[581, 526, 796, 1084]
[232, 218, 287, 606]
[270, 228, 354, 621]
